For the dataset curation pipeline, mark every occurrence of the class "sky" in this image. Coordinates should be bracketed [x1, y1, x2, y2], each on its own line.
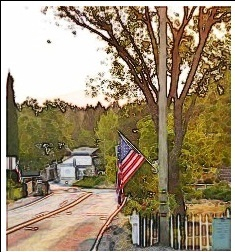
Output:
[2, 2, 114, 108]
[2, 2, 232, 108]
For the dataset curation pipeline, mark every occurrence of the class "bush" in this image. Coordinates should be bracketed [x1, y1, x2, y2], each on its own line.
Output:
[203, 182, 231, 202]
[73, 175, 106, 188]
[12, 187, 23, 200]
[184, 189, 203, 202]
[122, 198, 159, 216]
[6, 179, 24, 201]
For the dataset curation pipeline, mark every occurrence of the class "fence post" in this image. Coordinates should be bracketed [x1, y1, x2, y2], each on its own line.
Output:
[185, 215, 188, 250]
[177, 214, 181, 250]
[150, 215, 153, 246]
[206, 214, 210, 251]
[129, 210, 140, 246]
[192, 214, 195, 250]
[199, 214, 202, 251]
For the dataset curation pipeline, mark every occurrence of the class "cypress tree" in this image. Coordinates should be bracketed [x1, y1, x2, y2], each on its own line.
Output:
[6, 73, 19, 157]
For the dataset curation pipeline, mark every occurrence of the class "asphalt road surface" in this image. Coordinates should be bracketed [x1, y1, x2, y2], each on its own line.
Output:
[7, 183, 118, 251]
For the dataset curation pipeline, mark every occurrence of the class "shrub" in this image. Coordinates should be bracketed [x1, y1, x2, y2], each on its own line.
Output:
[12, 187, 23, 200]
[203, 182, 231, 202]
[122, 198, 159, 216]
[73, 175, 106, 188]
[6, 179, 24, 201]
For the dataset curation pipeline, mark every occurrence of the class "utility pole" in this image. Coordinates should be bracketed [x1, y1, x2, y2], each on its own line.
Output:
[158, 7, 169, 246]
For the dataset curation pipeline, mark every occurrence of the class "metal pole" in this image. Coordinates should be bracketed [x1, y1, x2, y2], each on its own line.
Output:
[158, 6, 170, 246]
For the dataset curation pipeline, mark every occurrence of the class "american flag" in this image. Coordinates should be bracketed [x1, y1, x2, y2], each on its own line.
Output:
[116, 132, 145, 203]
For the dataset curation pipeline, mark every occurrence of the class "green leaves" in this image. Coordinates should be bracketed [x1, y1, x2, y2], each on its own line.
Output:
[180, 71, 231, 188]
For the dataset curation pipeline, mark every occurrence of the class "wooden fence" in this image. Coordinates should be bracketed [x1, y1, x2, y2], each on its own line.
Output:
[131, 208, 231, 250]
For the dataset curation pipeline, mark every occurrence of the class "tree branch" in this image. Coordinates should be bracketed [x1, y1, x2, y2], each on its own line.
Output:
[145, 7, 159, 76]
[180, 6, 229, 103]
[168, 7, 197, 102]
[183, 94, 197, 135]
[114, 7, 158, 99]
[60, 7, 112, 45]
[130, 7, 146, 22]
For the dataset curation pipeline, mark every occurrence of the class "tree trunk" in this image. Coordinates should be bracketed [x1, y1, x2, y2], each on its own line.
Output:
[168, 100, 186, 215]
[168, 148, 186, 215]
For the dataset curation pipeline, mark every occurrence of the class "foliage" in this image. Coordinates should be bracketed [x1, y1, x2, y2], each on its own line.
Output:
[180, 71, 231, 187]
[17, 98, 104, 170]
[73, 175, 106, 188]
[6, 73, 19, 157]
[123, 197, 159, 216]
[105, 155, 117, 183]
[6, 179, 23, 201]
[183, 187, 203, 202]
[137, 115, 158, 160]
[203, 182, 231, 202]
[6, 170, 19, 183]
[95, 108, 119, 182]
[122, 163, 159, 215]
[117, 101, 149, 145]
[167, 194, 179, 213]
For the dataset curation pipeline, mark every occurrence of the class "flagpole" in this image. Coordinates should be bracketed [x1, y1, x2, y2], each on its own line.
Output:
[117, 130, 158, 172]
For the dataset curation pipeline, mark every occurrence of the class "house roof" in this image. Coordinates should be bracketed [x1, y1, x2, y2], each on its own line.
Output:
[71, 147, 98, 156]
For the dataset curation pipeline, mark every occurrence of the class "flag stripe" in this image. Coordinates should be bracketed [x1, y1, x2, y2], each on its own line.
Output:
[119, 150, 136, 171]
[119, 150, 136, 170]
[122, 153, 144, 178]
[121, 157, 145, 187]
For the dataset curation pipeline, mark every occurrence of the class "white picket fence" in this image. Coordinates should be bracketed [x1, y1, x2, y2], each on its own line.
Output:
[130, 208, 231, 250]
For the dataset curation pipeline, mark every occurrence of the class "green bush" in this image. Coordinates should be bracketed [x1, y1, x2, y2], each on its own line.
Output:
[184, 189, 203, 202]
[122, 198, 159, 216]
[6, 179, 23, 201]
[12, 187, 23, 200]
[203, 182, 231, 202]
[73, 175, 106, 188]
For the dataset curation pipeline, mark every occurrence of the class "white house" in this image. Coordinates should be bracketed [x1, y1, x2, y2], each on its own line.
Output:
[57, 147, 99, 185]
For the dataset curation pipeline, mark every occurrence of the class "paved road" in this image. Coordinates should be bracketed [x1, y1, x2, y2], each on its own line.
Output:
[7, 184, 118, 251]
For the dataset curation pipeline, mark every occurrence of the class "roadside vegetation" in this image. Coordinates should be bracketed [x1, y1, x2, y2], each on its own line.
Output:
[73, 175, 109, 189]
[14, 72, 231, 213]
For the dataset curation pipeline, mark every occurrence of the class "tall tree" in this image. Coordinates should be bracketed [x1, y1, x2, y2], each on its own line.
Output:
[45, 6, 231, 213]
[95, 109, 119, 183]
[6, 73, 19, 157]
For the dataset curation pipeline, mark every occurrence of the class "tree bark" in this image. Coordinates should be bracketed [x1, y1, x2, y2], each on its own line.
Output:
[168, 149, 186, 214]
[168, 100, 186, 214]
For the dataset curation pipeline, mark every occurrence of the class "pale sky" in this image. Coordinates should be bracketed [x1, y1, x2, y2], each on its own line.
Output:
[2, 2, 231, 108]
[2, 2, 113, 107]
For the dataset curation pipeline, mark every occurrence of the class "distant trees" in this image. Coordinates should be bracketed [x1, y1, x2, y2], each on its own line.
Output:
[16, 70, 230, 208]
[17, 98, 108, 170]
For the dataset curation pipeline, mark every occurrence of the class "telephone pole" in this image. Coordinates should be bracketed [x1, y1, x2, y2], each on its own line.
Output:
[158, 6, 169, 246]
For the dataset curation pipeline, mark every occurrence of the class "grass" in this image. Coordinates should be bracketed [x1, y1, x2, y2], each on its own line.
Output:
[73, 175, 109, 188]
